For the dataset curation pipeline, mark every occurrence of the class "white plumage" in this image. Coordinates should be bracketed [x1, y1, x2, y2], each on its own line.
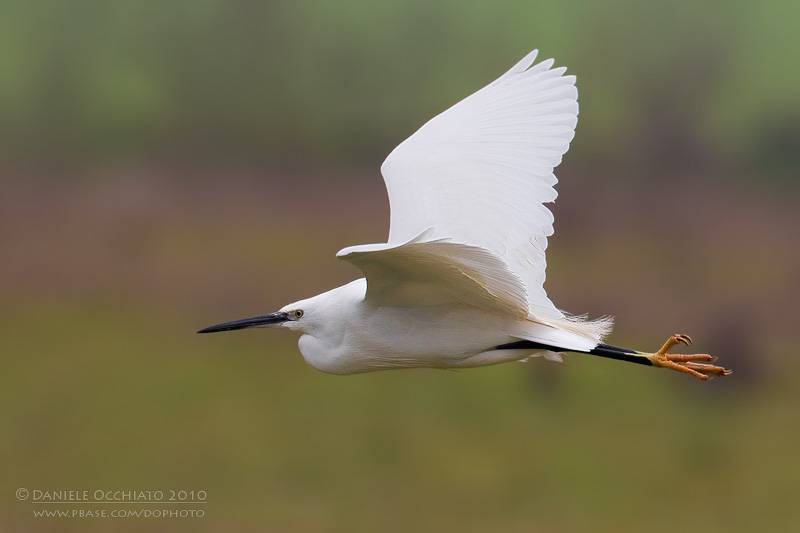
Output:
[380, 50, 575, 321]
[199, 49, 731, 380]
[336, 50, 612, 360]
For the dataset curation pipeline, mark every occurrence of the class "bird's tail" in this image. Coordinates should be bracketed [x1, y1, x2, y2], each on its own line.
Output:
[506, 313, 613, 354]
[550, 313, 614, 342]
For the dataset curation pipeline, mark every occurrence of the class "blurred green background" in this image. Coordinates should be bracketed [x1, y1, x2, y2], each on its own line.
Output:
[2, 0, 799, 531]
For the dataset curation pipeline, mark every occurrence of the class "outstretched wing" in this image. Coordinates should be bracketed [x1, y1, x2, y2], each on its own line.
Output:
[380, 50, 577, 320]
[337, 234, 529, 319]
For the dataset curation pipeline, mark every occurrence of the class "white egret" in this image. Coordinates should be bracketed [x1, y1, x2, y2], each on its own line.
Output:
[199, 50, 731, 380]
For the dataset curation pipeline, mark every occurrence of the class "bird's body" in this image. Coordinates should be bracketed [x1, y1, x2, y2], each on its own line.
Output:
[281, 279, 595, 375]
[200, 50, 731, 380]
[292, 279, 520, 374]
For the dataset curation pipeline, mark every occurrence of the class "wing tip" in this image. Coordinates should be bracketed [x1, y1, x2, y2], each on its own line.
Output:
[494, 49, 539, 84]
[496, 49, 576, 88]
[517, 49, 540, 71]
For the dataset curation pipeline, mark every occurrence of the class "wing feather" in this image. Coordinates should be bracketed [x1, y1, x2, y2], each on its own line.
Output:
[379, 49, 578, 320]
[337, 237, 529, 319]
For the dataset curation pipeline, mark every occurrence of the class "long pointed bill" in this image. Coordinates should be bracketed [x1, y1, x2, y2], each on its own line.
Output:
[197, 312, 290, 334]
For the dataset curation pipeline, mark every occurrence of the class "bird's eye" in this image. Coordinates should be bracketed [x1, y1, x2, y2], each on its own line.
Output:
[293, 310, 303, 319]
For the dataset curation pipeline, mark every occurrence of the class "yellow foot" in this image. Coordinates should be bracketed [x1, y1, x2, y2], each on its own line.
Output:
[647, 334, 732, 380]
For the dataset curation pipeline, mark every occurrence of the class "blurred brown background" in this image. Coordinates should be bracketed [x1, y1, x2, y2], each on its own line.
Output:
[1, 0, 799, 531]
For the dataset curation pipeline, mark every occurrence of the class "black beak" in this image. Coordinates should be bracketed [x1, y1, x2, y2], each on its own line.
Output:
[197, 312, 291, 334]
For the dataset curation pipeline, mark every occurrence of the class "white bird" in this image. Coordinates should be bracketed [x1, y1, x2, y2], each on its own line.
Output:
[199, 50, 731, 380]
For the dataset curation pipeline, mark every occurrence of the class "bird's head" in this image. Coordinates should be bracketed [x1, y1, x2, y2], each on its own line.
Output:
[197, 280, 367, 374]
[197, 281, 363, 337]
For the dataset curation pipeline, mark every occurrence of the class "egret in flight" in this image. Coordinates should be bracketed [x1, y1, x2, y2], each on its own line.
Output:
[199, 50, 731, 380]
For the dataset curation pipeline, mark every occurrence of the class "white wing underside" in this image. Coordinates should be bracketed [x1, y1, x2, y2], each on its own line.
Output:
[337, 230, 529, 319]
[338, 50, 612, 342]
